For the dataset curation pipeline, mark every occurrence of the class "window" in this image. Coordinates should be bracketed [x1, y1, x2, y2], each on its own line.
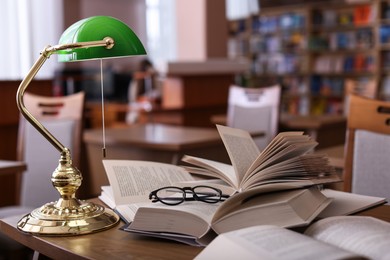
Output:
[145, 0, 176, 66]
[145, 0, 259, 65]
[0, 0, 63, 80]
[226, 0, 260, 21]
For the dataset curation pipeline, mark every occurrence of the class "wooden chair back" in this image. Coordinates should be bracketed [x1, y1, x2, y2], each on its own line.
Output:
[16, 92, 85, 207]
[344, 95, 390, 201]
[17, 92, 85, 166]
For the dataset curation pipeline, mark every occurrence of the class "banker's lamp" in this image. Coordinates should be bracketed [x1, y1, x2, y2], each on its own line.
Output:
[16, 16, 146, 235]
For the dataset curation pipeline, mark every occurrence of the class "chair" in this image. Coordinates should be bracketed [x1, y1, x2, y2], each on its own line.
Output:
[0, 91, 85, 217]
[344, 94, 390, 202]
[343, 78, 377, 115]
[226, 85, 281, 151]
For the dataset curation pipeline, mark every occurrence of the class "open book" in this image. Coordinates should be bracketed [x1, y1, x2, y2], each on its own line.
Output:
[195, 216, 390, 260]
[99, 159, 195, 219]
[100, 159, 385, 246]
[100, 159, 332, 246]
[180, 124, 339, 195]
[124, 187, 331, 246]
[121, 188, 386, 246]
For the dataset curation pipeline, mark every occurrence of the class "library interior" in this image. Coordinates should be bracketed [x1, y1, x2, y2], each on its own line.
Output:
[0, 0, 389, 259]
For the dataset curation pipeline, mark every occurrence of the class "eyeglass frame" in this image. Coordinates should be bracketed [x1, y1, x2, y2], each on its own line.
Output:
[149, 185, 229, 206]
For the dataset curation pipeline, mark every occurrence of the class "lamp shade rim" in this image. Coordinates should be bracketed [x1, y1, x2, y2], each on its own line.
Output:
[56, 16, 146, 62]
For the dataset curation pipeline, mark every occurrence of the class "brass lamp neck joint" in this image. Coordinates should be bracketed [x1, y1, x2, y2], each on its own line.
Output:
[104, 37, 115, 49]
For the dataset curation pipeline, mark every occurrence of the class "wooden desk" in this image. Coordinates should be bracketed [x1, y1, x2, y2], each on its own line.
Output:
[1, 203, 389, 260]
[315, 145, 345, 169]
[279, 114, 347, 149]
[0, 160, 27, 176]
[279, 114, 346, 130]
[314, 145, 345, 191]
[83, 123, 229, 197]
[86, 101, 229, 128]
[0, 160, 27, 207]
[0, 216, 201, 260]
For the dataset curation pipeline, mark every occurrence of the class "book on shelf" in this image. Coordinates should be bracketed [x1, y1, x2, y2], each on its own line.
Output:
[354, 4, 374, 26]
[195, 215, 390, 260]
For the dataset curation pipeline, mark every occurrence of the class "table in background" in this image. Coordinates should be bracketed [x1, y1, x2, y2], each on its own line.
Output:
[1, 203, 389, 260]
[314, 144, 345, 191]
[211, 113, 347, 149]
[0, 160, 27, 207]
[279, 114, 346, 149]
[315, 145, 345, 169]
[82, 123, 229, 197]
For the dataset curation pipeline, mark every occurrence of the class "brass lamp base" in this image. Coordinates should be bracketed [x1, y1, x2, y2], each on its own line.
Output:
[17, 150, 119, 236]
[17, 198, 119, 236]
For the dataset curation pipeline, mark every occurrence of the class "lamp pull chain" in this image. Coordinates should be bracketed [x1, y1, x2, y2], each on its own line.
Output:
[100, 59, 107, 158]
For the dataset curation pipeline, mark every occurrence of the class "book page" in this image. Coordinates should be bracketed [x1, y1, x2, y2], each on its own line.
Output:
[183, 127, 336, 192]
[318, 189, 387, 218]
[114, 203, 140, 224]
[216, 125, 259, 185]
[241, 154, 334, 190]
[195, 225, 362, 260]
[102, 160, 194, 205]
[128, 201, 221, 238]
[213, 181, 318, 217]
[305, 216, 390, 260]
[250, 141, 318, 174]
[123, 228, 208, 247]
[181, 155, 238, 189]
[246, 132, 306, 173]
[244, 134, 318, 183]
[250, 132, 306, 167]
[211, 187, 331, 234]
[116, 200, 220, 225]
[98, 186, 116, 208]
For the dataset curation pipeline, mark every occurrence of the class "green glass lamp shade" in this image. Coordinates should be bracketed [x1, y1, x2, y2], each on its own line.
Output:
[57, 16, 146, 62]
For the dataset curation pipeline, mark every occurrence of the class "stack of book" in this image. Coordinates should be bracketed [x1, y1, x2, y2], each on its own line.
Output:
[99, 125, 386, 247]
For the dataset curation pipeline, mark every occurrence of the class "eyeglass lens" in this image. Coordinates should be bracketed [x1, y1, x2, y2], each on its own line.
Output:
[192, 186, 221, 203]
[155, 187, 185, 205]
[154, 186, 222, 205]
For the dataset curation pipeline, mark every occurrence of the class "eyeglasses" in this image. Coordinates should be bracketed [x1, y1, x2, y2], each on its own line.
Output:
[149, 186, 229, 206]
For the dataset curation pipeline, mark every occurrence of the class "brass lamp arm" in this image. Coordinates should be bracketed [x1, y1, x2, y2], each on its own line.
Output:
[16, 38, 114, 153]
[47, 37, 114, 53]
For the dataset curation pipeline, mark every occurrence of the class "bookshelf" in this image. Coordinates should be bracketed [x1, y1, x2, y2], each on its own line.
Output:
[379, 0, 390, 100]
[228, 1, 387, 116]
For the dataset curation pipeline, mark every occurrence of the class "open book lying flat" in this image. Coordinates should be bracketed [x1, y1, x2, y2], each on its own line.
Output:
[120, 188, 386, 247]
[99, 125, 381, 246]
[100, 158, 385, 246]
[123, 187, 331, 246]
[180, 124, 340, 195]
[195, 216, 390, 260]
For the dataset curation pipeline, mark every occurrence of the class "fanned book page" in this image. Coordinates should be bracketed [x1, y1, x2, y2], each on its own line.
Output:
[182, 125, 339, 193]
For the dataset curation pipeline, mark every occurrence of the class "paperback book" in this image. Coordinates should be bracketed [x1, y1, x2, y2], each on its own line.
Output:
[196, 216, 390, 260]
